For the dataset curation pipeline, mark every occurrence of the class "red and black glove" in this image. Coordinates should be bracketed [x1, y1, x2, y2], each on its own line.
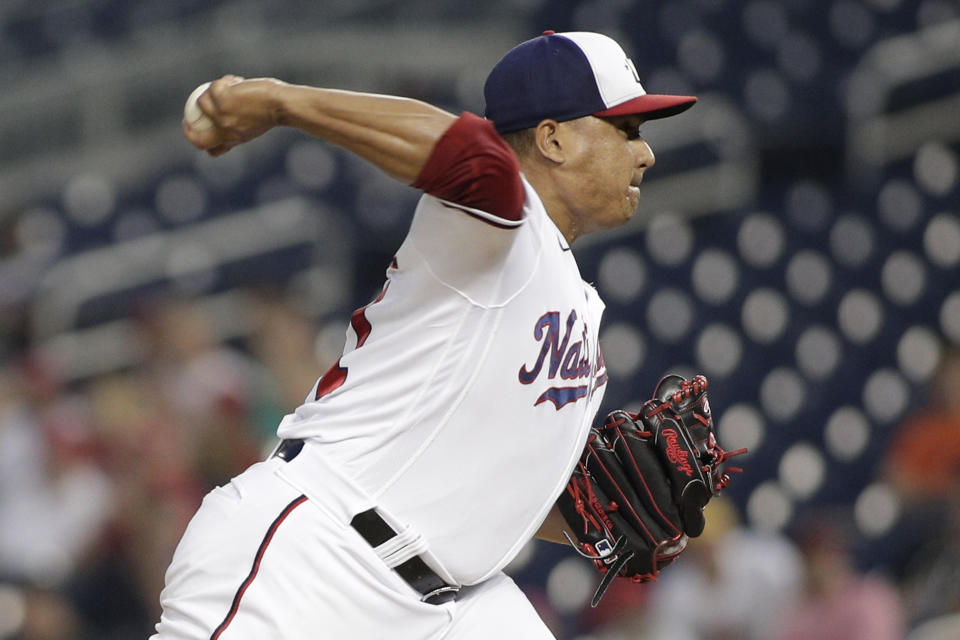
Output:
[555, 374, 745, 606]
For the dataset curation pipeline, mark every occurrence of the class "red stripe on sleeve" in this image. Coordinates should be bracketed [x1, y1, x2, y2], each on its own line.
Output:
[412, 113, 525, 222]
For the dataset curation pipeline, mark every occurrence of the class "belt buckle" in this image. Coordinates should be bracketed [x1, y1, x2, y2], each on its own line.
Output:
[421, 585, 460, 605]
[272, 439, 304, 461]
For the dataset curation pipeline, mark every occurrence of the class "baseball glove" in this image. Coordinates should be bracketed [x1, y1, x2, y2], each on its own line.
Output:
[556, 374, 744, 606]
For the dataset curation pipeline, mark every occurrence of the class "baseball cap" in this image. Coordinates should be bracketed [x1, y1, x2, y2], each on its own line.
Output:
[484, 31, 697, 134]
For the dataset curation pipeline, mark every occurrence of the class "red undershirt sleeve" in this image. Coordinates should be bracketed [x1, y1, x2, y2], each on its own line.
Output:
[411, 112, 525, 222]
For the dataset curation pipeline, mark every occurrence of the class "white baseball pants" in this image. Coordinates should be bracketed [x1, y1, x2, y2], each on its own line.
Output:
[151, 450, 555, 639]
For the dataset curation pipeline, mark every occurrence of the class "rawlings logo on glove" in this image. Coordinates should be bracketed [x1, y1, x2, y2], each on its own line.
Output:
[556, 374, 745, 606]
[662, 429, 695, 476]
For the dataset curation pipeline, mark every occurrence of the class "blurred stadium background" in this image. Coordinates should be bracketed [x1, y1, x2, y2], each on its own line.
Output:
[1, 0, 959, 638]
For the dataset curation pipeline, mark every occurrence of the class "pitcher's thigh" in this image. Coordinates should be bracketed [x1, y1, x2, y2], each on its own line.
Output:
[153, 464, 451, 639]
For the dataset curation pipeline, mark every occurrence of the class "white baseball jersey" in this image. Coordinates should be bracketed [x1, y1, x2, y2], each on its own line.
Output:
[155, 113, 610, 640]
[278, 174, 608, 584]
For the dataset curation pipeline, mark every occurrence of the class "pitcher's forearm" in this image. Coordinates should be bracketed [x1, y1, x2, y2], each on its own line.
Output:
[534, 505, 570, 545]
[184, 76, 457, 182]
[272, 85, 457, 183]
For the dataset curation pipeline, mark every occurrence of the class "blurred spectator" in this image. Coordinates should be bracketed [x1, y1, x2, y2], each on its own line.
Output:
[0, 354, 112, 587]
[895, 499, 960, 632]
[883, 345, 960, 629]
[778, 511, 905, 640]
[884, 346, 960, 504]
[0, 355, 113, 638]
[0, 288, 317, 637]
[78, 370, 204, 632]
[243, 289, 328, 442]
[132, 296, 263, 487]
[636, 498, 802, 640]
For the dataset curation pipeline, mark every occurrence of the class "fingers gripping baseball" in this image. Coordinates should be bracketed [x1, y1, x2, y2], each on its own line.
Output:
[182, 75, 281, 155]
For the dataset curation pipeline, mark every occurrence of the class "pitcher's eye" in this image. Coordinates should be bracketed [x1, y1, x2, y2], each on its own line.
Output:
[619, 122, 642, 140]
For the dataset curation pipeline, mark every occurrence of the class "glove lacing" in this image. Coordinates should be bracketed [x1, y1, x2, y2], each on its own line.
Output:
[562, 454, 654, 607]
[705, 432, 747, 492]
[566, 461, 614, 539]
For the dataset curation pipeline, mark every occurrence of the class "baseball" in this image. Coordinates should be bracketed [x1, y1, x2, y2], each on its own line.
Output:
[184, 81, 214, 132]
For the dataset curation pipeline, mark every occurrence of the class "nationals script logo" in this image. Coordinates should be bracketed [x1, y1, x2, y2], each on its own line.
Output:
[518, 309, 606, 409]
[662, 428, 695, 477]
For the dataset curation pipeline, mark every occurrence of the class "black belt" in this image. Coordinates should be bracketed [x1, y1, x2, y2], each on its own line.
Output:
[272, 439, 459, 605]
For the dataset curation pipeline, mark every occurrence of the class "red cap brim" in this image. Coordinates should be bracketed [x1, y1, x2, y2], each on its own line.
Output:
[594, 94, 697, 120]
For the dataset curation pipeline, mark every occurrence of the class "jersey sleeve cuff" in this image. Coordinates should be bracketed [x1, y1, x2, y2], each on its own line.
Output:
[412, 113, 525, 222]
